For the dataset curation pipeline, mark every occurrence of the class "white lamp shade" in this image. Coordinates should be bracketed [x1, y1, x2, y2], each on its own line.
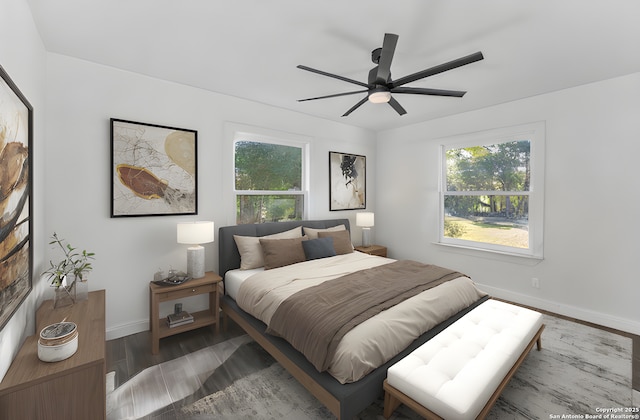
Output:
[177, 221, 214, 245]
[356, 212, 375, 228]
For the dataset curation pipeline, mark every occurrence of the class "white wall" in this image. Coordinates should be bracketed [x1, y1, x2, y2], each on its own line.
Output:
[44, 53, 376, 339]
[0, 0, 48, 381]
[3, 0, 637, 387]
[376, 72, 640, 335]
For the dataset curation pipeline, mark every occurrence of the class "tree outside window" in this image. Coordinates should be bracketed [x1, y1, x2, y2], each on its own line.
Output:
[440, 122, 544, 258]
[234, 140, 305, 224]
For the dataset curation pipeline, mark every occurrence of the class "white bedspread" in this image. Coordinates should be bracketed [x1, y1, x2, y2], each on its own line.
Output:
[236, 252, 487, 383]
[225, 267, 263, 300]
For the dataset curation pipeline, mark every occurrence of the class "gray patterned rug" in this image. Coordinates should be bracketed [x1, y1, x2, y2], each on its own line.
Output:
[178, 314, 634, 419]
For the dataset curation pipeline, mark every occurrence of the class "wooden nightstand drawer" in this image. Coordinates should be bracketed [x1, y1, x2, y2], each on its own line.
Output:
[355, 245, 387, 257]
[166, 284, 215, 300]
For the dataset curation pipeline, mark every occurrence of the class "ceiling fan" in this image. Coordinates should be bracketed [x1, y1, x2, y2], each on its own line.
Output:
[297, 33, 484, 117]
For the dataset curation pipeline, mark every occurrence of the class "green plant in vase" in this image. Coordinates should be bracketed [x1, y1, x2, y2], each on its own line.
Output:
[43, 233, 96, 306]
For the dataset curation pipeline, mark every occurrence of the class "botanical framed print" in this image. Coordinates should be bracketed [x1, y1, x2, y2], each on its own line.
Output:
[0, 64, 33, 331]
[329, 151, 366, 210]
[111, 119, 197, 217]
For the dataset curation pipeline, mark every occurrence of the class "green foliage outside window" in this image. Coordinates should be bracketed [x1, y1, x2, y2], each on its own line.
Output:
[446, 140, 530, 218]
[444, 140, 531, 249]
[235, 141, 304, 224]
[443, 219, 466, 238]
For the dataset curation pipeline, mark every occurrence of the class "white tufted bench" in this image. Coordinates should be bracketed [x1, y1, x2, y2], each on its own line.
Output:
[383, 299, 544, 420]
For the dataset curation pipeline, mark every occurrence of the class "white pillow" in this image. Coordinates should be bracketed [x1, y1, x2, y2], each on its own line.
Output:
[234, 226, 302, 269]
[303, 224, 346, 240]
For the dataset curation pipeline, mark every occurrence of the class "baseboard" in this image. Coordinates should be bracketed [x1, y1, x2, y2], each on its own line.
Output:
[477, 283, 640, 336]
[106, 319, 149, 341]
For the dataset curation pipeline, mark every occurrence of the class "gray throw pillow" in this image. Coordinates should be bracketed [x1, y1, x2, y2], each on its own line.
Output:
[302, 237, 336, 260]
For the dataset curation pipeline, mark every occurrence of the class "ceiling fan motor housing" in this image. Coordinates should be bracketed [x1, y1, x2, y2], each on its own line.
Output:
[297, 33, 483, 116]
[371, 47, 382, 64]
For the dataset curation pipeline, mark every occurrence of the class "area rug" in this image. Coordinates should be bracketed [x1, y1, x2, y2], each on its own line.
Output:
[178, 314, 634, 419]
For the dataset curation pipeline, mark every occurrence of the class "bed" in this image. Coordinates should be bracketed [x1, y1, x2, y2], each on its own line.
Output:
[218, 219, 489, 419]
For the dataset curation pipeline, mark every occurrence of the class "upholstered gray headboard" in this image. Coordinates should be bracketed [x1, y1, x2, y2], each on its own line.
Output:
[218, 219, 350, 280]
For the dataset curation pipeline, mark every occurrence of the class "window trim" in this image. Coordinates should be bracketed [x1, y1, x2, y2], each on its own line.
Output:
[438, 121, 545, 259]
[232, 128, 310, 223]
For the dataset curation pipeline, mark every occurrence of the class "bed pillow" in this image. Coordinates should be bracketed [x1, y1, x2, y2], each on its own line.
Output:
[302, 237, 336, 260]
[303, 224, 346, 240]
[259, 236, 307, 270]
[318, 230, 354, 255]
[234, 226, 302, 269]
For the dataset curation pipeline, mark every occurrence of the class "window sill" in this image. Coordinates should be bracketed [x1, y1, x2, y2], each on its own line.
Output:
[434, 242, 543, 265]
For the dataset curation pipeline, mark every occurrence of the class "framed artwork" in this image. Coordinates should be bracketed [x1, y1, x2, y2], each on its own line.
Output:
[0, 64, 33, 331]
[111, 119, 197, 217]
[329, 151, 366, 211]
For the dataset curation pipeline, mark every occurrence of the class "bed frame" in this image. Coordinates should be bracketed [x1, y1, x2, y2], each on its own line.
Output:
[218, 219, 489, 420]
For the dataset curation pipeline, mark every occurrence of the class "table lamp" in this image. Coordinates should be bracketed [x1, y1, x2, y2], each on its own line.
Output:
[177, 221, 214, 279]
[356, 212, 374, 247]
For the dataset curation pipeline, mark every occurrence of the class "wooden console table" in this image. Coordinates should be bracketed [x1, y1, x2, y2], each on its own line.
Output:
[149, 271, 222, 354]
[0, 290, 106, 420]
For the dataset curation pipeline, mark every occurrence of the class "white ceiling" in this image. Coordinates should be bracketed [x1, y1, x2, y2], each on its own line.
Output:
[26, 0, 640, 131]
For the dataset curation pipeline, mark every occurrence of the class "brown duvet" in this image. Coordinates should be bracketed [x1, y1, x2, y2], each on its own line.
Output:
[266, 260, 467, 372]
[236, 252, 487, 383]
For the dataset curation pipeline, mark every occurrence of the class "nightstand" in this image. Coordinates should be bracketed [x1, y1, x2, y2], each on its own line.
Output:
[149, 271, 222, 354]
[355, 244, 387, 257]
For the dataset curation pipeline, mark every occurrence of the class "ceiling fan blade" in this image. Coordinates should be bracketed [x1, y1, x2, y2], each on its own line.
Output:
[391, 87, 466, 97]
[297, 65, 369, 88]
[390, 51, 484, 88]
[298, 89, 368, 102]
[342, 97, 368, 117]
[388, 97, 407, 115]
[376, 33, 399, 84]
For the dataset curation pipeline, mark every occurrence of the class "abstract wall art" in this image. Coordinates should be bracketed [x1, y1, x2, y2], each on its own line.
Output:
[0, 65, 33, 331]
[329, 151, 366, 211]
[111, 119, 198, 217]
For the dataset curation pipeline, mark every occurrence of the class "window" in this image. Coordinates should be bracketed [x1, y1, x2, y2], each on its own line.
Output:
[440, 122, 545, 258]
[234, 133, 307, 224]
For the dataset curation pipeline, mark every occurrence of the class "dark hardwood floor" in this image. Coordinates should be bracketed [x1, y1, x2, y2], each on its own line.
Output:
[106, 310, 639, 419]
[106, 319, 246, 392]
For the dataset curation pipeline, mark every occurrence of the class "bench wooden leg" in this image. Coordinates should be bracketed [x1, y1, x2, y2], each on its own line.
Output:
[536, 335, 542, 351]
[383, 379, 444, 420]
[383, 380, 402, 419]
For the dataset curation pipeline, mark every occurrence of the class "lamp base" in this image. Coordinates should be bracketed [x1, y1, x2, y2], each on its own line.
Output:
[362, 228, 372, 247]
[186, 245, 205, 279]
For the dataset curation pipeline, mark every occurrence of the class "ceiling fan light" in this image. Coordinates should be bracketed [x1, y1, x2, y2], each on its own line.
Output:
[368, 90, 391, 103]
